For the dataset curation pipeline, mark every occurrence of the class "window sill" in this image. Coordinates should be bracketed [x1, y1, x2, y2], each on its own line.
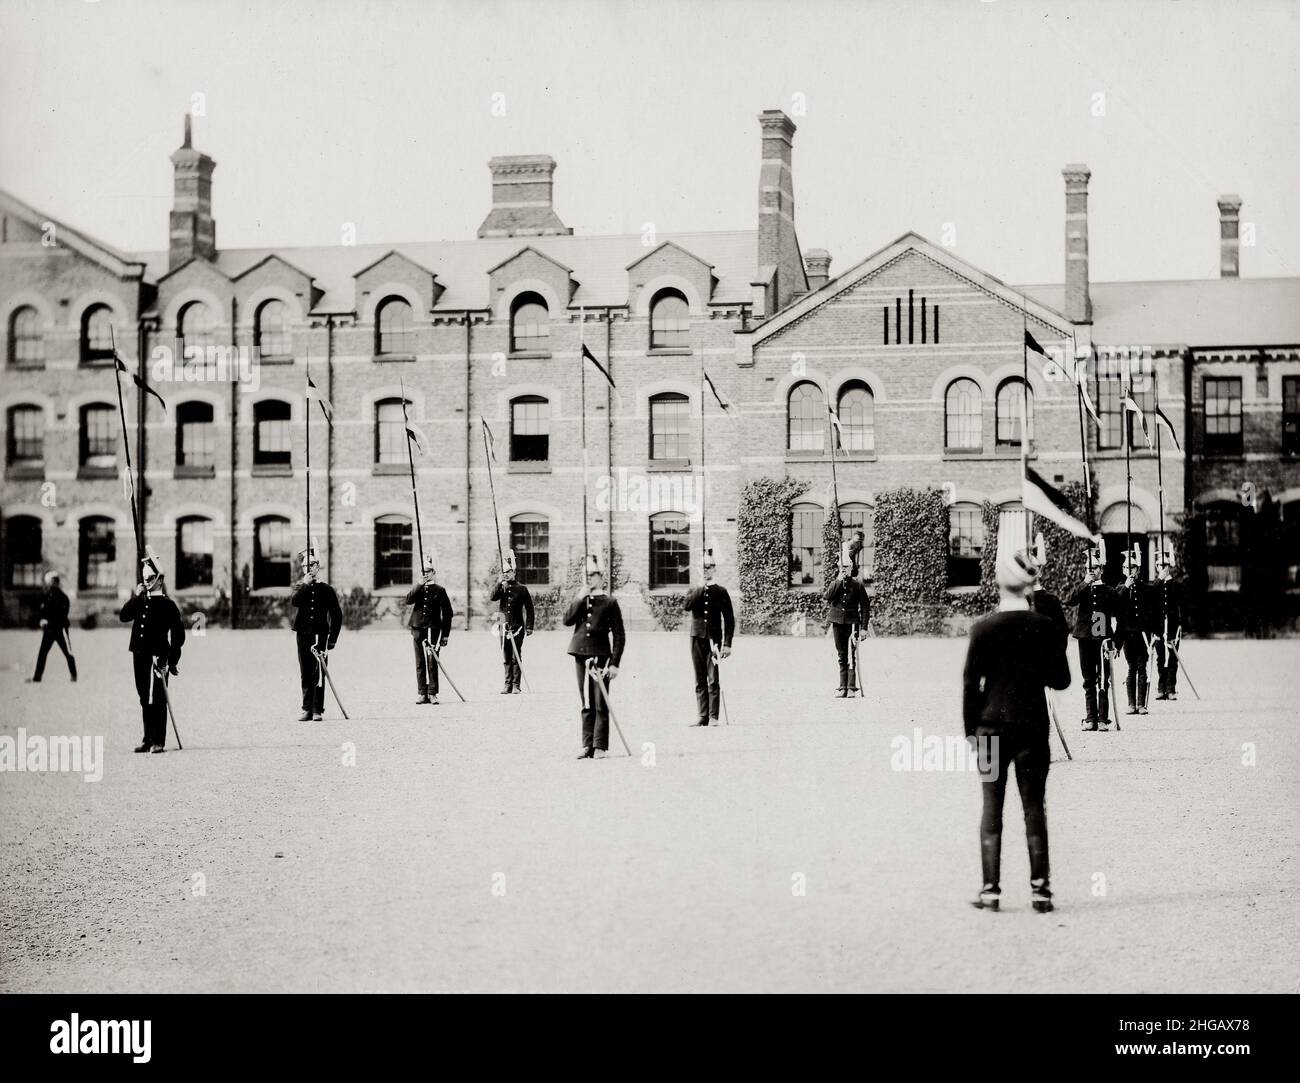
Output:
[946, 585, 981, 596]
[647, 348, 693, 357]
[252, 463, 293, 477]
[249, 586, 291, 597]
[175, 464, 216, 479]
[258, 355, 294, 365]
[77, 466, 119, 480]
[7, 363, 45, 372]
[508, 351, 552, 361]
[1199, 450, 1245, 460]
[647, 458, 691, 472]
[372, 463, 409, 476]
[943, 447, 984, 457]
[785, 449, 829, 461]
[507, 461, 552, 474]
[647, 585, 690, 595]
[80, 358, 115, 369]
[373, 354, 416, 363]
[6, 464, 45, 480]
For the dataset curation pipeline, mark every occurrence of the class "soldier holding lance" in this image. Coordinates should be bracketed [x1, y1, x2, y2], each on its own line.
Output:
[564, 552, 626, 760]
[291, 543, 342, 721]
[119, 549, 185, 753]
[489, 549, 534, 695]
[823, 541, 869, 697]
[1150, 545, 1185, 701]
[405, 554, 454, 705]
[1067, 541, 1120, 731]
[1115, 546, 1151, 715]
[682, 547, 734, 727]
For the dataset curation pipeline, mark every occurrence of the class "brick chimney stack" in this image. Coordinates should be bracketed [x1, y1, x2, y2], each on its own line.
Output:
[1062, 164, 1092, 324]
[169, 115, 217, 268]
[477, 155, 572, 238]
[1218, 195, 1242, 277]
[804, 249, 831, 291]
[756, 110, 807, 311]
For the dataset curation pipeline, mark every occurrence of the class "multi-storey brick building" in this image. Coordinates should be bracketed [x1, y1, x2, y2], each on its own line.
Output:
[2, 111, 1297, 630]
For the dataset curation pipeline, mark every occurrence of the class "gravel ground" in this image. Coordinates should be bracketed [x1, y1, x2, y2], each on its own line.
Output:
[0, 625, 1295, 993]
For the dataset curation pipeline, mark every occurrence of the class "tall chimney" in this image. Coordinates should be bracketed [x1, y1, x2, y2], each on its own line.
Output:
[804, 249, 831, 291]
[169, 115, 217, 268]
[477, 155, 571, 238]
[1218, 195, 1242, 277]
[1062, 164, 1091, 324]
[757, 110, 806, 311]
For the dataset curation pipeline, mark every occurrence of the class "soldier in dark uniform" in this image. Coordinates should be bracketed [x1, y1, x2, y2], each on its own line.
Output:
[489, 549, 533, 694]
[1115, 547, 1151, 715]
[1151, 548, 1185, 700]
[405, 554, 453, 705]
[683, 547, 735, 726]
[823, 543, 868, 697]
[1066, 543, 1118, 731]
[564, 552, 625, 760]
[291, 545, 342, 721]
[963, 548, 1071, 913]
[119, 552, 185, 753]
[30, 570, 76, 682]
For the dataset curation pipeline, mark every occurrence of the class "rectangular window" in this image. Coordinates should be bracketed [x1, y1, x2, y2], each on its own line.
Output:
[6, 517, 43, 588]
[375, 401, 409, 465]
[255, 404, 292, 466]
[1205, 507, 1241, 591]
[79, 518, 117, 591]
[176, 518, 214, 589]
[839, 506, 874, 579]
[179, 415, 215, 469]
[374, 517, 413, 588]
[509, 517, 550, 585]
[650, 397, 691, 460]
[789, 505, 824, 588]
[1096, 373, 1124, 450]
[649, 516, 691, 588]
[510, 399, 550, 462]
[1283, 376, 1300, 455]
[254, 519, 292, 589]
[81, 407, 116, 469]
[947, 505, 984, 588]
[8, 408, 44, 465]
[1204, 376, 1243, 455]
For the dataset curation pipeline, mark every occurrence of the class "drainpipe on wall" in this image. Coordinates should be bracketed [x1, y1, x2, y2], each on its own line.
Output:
[229, 299, 239, 628]
[464, 313, 473, 630]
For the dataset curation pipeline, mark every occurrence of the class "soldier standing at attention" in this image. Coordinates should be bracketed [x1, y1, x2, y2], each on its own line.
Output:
[405, 554, 453, 705]
[1115, 547, 1151, 716]
[291, 545, 342, 721]
[489, 549, 533, 694]
[30, 570, 76, 683]
[823, 542, 867, 697]
[683, 547, 734, 727]
[564, 553, 625, 760]
[1151, 548, 1185, 700]
[1067, 544, 1119, 731]
[119, 551, 185, 753]
[963, 548, 1072, 913]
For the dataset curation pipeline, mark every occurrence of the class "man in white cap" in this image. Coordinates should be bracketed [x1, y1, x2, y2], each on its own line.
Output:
[404, 553, 453, 705]
[963, 546, 1071, 913]
[563, 552, 625, 759]
[119, 551, 185, 753]
[682, 547, 734, 726]
[1150, 547, 1185, 700]
[291, 544, 342, 720]
[489, 549, 533, 694]
[822, 541, 868, 697]
[30, 570, 76, 683]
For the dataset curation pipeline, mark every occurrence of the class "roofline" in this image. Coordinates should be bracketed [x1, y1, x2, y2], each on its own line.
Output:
[0, 186, 148, 279]
[351, 247, 438, 280]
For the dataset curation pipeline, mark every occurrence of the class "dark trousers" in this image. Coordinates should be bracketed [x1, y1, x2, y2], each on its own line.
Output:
[690, 636, 721, 723]
[1121, 634, 1149, 707]
[412, 630, 440, 696]
[832, 623, 858, 690]
[1076, 638, 1109, 723]
[296, 631, 327, 714]
[1155, 637, 1178, 694]
[33, 626, 76, 681]
[132, 652, 169, 747]
[574, 654, 611, 751]
[500, 626, 525, 688]
[976, 725, 1050, 890]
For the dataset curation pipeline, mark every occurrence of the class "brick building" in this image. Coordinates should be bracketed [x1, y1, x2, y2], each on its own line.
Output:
[2, 111, 1297, 630]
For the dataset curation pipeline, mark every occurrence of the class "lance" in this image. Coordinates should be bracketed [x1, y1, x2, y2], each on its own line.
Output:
[579, 307, 589, 570]
[305, 358, 312, 559]
[1072, 333, 1093, 508]
[109, 326, 145, 574]
[400, 377, 426, 571]
[585, 657, 632, 756]
[481, 417, 504, 572]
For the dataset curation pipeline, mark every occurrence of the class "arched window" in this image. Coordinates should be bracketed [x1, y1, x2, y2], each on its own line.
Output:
[255, 299, 291, 359]
[5, 515, 43, 588]
[81, 304, 115, 365]
[649, 392, 691, 461]
[374, 514, 413, 588]
[176, 400, 216, 472]
[8, 306, 43, 367]
[374, 398, 411, 465]
[787, 381, 825, 452]
[7, 404, 45, 471]
[789, 501, 824, 587]
[995, 378, 1034, 447]
[79, 404, 116, 471]
[649, 290, 690, 350]
[79, 515, 117, 591]
[178, 300, 215, 359]
[947, 501, 984, 587]
[176, 516, 214, 589]
[252, 515, 292, 589]
[510, 293, 549, 353]
[509, 513, 550, 585]
[253, 399, 291, 467]
[839, 501, 874, 579]
[510, 395, 550, 462]
[1203, 501, 1242, 592]
[649, 512, 690, 588]
[836, 381, 875, 452]
[945, 378, 982, 450]
[376, 297, 413, 357]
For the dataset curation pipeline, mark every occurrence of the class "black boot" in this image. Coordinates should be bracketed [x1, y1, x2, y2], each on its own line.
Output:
[971, 885, 1000, 911]
[1031, 879, 1054, 913]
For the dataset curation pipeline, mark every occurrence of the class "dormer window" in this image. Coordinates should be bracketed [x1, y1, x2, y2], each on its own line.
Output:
[255, 299, 291, 359]
[510, 293, 549, 354]
[650, 290, 690, 350]
[376, 297, 413, 357]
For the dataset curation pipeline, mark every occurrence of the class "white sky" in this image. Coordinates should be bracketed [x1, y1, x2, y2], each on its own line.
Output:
[2, 0, 1296, 284]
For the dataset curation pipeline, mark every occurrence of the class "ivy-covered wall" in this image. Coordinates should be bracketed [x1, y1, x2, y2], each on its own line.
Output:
[871, 486, 951, 635]
[737, 477, 828, 634]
